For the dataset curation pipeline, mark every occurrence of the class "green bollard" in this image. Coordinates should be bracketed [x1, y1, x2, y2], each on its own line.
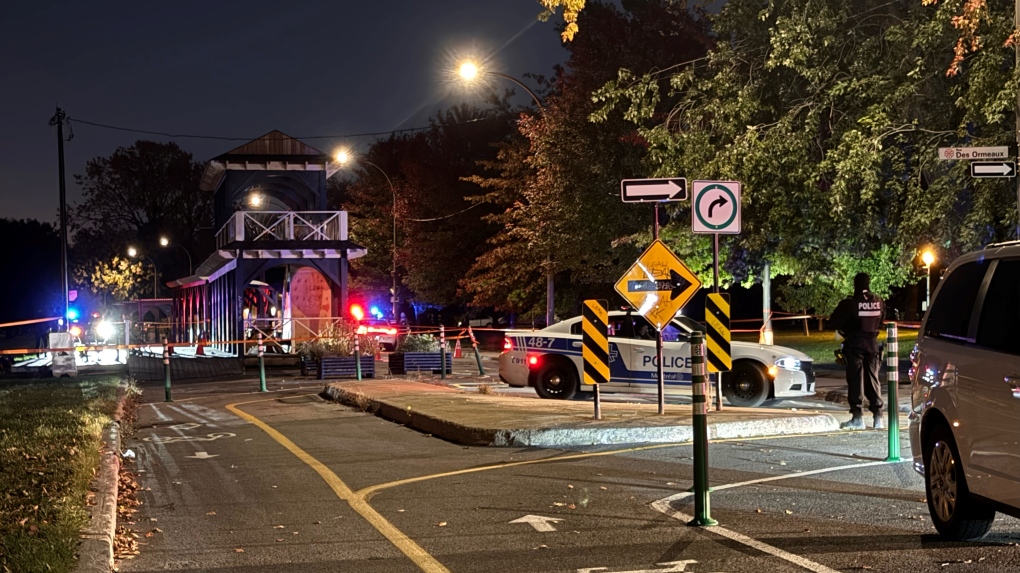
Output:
[688, 331, 717, 527]
[469, 326, 486, 375]
[885, 323, 902, 462]
[163, 337, 172, 402]
[354, 334, 362, 381]
[258, 333, 267, 392]
[440, 325, 447, 380]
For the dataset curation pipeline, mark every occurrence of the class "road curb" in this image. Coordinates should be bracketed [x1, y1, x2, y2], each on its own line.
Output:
[75, 382, 130, 573]
[323, 385, 841, 447]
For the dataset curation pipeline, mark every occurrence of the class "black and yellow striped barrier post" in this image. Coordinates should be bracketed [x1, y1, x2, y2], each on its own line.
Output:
[885, 322, 902, 462]
[582, 299, 609, 420]
[705, 293, 732, 411]
[689, 331, 717, 526]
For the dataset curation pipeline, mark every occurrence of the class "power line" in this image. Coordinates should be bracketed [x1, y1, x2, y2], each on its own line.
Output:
[67, 113, 517, 143]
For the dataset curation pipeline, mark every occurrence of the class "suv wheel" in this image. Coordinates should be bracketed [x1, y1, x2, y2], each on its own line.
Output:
[722, 362, 770, 407]
[534, 361, 577, 400]
[924, 423, 995, 541]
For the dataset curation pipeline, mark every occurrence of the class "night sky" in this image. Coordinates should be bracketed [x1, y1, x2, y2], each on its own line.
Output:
[0, 1, 568, 223]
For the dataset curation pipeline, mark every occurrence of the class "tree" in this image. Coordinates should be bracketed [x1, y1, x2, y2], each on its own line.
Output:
[340, 104, 517, 310]
[539, 0, 588, 41]
[72, 141, 210, 302]
[0, 219, 61, 322]
[592, 0, 1017, 314]
[464, 0, 712, 316]
[80, 256, 148, 302]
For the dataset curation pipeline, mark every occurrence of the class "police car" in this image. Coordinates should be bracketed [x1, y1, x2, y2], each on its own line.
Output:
[499, 310, 815, 407]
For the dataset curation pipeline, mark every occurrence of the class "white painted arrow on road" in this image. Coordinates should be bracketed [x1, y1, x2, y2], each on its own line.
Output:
[577, 560, 699, 573]
[509, 514, 562, 532]
[186, 451, 218, 459]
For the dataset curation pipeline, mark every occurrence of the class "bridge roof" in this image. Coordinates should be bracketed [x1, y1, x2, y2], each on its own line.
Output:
[200, 130, 336, 192]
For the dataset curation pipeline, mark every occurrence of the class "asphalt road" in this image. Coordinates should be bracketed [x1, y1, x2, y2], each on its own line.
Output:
[119, 377, 1020, 573]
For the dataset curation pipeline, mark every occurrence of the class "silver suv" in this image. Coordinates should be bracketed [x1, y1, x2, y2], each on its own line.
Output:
[909, 240, 1020, 540]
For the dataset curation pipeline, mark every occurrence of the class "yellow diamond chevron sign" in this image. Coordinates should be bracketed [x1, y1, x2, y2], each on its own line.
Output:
[614, 239, 702, 330]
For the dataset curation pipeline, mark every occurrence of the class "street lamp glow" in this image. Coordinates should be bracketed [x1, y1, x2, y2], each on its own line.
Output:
[96, 321, 115, 340]
[248, 193, 263, 207]
[159, 236, 169, 247]
[127, 247, 138, 258]
[335, 150, 350, 165]
[921, 250, 935, 267]
[458, 61, 479, 81]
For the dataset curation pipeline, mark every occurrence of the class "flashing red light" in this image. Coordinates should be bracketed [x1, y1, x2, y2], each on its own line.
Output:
[69, 325, 83, 338]
[502, 338, 513, 353]
[528, 355, 539, 366]
[350, 304, 365, 321]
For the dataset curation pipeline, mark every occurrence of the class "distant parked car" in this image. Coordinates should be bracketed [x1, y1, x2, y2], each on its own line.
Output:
[357, 319, 398, 351]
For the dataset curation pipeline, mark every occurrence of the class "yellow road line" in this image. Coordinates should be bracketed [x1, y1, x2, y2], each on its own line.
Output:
[225, 400, 451, 573]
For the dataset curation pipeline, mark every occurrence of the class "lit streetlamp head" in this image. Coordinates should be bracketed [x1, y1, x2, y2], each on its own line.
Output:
[248, 193, 263, 208]
[458, 61, 479, 81]
[335, 150, 350, 165]
[159, 237, 169, 247]
[921, 250, 935, 267]
[127, 247, 138, 258]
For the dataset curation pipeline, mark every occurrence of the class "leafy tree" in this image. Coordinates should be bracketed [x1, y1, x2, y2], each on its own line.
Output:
[81, 256, 148, 301]
[340, 104, 516, 310]
[71, 140, 210, 298]
[539, 0, 588, 41]
[0, 219, 61, 322]
[464, 0, 711, 316]
[592, 0, 1018, 315]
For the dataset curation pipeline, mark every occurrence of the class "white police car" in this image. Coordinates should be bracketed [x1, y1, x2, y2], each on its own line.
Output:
[499, 310, 814, 407]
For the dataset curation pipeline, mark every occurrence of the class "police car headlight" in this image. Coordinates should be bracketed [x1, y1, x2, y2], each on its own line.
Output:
[774, 357, 801, 371]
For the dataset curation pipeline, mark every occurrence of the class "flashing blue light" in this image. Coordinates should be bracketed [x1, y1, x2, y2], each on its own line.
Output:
[66, 307, 80, 321]
[370, 305, 380, 316]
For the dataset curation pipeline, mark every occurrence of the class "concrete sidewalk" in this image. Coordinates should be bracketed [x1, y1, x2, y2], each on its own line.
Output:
[323, 379, 842, 448]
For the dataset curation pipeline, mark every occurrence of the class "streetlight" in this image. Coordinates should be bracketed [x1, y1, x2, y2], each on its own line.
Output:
[128, 247, 160, 298]
[921, 249, 936, 313]
[458, 60, 554, 325]
[160, 236, 193, 275]
[335, 150, 399, 322]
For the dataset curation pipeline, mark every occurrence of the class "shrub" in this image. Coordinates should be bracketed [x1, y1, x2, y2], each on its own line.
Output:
[295, 320, 379, 358]
[395, 333, 441, 353]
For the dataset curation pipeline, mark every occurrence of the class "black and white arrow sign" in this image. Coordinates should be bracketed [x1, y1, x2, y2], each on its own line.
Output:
[621, 178, 688, 203]
[970, 161, 1016, 178]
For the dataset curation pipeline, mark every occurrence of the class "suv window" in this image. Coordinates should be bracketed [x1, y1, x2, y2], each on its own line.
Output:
[976, 259, 1020, 355]
[924, 260, 989, 342]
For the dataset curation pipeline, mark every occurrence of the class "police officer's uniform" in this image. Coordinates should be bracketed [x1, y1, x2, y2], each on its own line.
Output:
[830, 273, 884, 427]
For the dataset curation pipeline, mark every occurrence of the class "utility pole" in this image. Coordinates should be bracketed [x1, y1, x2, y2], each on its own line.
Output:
[49, 107, 70, 323]
[1015, 0, 1020, 238]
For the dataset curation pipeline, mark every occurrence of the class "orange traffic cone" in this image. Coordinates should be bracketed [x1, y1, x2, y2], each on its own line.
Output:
[454, 338, 462, 359]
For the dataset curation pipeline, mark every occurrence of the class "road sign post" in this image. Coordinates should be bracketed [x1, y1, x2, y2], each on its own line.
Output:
[582, 299, 609, 420]
[689, 331, 717, 527]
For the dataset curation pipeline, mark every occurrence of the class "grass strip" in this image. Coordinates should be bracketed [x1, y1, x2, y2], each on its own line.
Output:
[0, 375, 122, 573]
[733, 328, 919, 364]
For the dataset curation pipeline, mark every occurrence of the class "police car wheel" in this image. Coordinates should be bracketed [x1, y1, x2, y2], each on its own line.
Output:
[534, 362, 577, 400]
[723, 362, 770, 407]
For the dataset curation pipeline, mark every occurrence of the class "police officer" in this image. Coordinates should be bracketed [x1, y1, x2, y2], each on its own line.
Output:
[830, 272, 885, 430]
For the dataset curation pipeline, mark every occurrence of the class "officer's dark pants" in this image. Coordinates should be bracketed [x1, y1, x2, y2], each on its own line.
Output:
[845, 345, 882, 417]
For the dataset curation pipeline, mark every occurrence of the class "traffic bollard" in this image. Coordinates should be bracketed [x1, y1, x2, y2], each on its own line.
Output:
[440, 325, 446, 380]
[162, 337, 172, 402]
[689, 331, 717, 526]
[258, 333, 267, 392]
[468, 326, 485, 375]
[885, 322, 902, 462]
[354, 334, 362, 381]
